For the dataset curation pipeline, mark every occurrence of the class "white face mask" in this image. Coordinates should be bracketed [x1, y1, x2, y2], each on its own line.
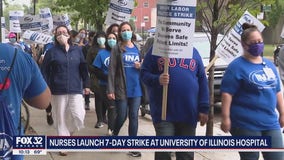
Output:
[80, 33, 86, 39]
[56, 34, 69, 45]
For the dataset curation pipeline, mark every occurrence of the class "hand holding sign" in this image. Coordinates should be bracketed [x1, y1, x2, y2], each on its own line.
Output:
[153, 0, 197, 120]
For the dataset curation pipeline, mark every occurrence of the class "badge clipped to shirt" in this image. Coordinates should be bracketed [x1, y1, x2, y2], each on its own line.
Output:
[263, 67, 276, 80]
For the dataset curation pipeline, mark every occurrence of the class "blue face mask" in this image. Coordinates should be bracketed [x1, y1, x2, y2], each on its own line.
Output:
[97, 37, 106, 46]
[121, 31, 132, 41]
[9, 38, 16, 43]
[107, 39, 117, 48]
[247, 42, 264, 57]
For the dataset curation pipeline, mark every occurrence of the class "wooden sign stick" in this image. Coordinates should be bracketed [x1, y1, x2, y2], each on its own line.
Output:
[161, 57, 169, 120]
[205, 54, 219, 72]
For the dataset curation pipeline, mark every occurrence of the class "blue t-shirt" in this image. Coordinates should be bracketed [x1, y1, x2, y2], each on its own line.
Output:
[0, 43, 48, 160]
[43, 42, 54, 55]
[221, 56, 281, 131]
[93, 49, 110, 85]
[123, 46, 142, 98]
[19, 41, 32, 54]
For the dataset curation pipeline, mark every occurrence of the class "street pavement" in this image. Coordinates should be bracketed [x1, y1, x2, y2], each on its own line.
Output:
[23, 98, 265, 160]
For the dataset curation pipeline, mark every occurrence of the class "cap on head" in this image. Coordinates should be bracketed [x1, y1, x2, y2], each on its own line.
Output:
[8, 32, 16, 38]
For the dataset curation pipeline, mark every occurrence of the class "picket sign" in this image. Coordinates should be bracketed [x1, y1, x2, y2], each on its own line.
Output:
[154, 0, 197, 120]
[205, 11, 265, 72]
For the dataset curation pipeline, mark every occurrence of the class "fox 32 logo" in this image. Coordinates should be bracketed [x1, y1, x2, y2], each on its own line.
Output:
[14, 136, 45, 149]
[0, 133, 13, 159]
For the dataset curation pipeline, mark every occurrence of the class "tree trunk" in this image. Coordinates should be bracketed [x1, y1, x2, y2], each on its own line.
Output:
[206, 66, 215, 136]
[206, 0, 219, 136]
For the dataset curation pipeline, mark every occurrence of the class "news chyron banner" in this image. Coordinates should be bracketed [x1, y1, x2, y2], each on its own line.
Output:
[12, 136, 272, 155]
[152, 0, 196, 58]
[215, 11, 265, 64]
[104, 0, 135, 26]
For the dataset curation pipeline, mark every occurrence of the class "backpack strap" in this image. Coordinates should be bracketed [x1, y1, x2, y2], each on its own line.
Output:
[0, 48, 17, 92]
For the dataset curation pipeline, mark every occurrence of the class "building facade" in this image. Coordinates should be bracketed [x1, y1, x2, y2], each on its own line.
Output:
[131, 0, 157, 32]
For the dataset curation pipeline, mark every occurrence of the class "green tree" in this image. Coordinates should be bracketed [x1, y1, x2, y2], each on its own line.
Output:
[266, 0, 284, 27]
[54, 0, 110, 31]
[2, 3, 25, 30]
[265, 0, 284, 43]
[34, 0, 58, 14]
[197, 0, 276, 136]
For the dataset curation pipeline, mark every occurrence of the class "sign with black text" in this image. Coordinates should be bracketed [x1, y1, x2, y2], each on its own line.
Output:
[9, 11, 24, 33]
[216, 11, 265, 63]
[39, 8, 53, 34]
[19, 15, 42, 33]
[152, 0, 196, 58]
[104, 0, 135, 26]
[53, 14, 72, 31]
[22, 30, 53, 44]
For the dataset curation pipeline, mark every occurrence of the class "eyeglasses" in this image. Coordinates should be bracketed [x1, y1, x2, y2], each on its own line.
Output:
[56, 31, 68, 36]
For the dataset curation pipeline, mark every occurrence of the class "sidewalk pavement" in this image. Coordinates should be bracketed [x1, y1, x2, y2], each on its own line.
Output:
[24, 98, 251, 160]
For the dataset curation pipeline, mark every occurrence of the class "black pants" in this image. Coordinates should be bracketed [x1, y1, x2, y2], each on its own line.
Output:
[45, 103, 52, 113]
[84, 94, 90, 105]
[100, 85, 116, 130]
[94, 88, 107, 123]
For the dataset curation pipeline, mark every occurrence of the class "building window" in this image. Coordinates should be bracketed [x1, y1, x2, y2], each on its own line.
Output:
[143, 16, 149, 22]
[143, 2, 149, 8]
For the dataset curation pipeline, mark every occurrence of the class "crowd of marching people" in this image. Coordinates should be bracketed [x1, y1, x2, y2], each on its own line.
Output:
[3, 21, 284, 160]
[7, 22, 144, 157]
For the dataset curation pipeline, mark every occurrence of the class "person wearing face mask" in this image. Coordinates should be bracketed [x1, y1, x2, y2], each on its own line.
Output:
[82, 31, 96, 110]
[78, 28, 87, 46]
[221, 23, 284, 160]
[70, 30, 80, 46]
[41, 25, 90, 156]
[86, 31, 108, 129]
[107, 22, 142, 157]
[92, 32, 118, 136]
[7, 32, 24, 51]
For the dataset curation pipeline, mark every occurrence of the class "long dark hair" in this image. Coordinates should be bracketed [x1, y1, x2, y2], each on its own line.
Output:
[105, 32, 118, 51]
[118, 21, 136, 42]
[92, 31, 106, 48]
[54, 25, 72, 46]
[106, 23, 119, 35]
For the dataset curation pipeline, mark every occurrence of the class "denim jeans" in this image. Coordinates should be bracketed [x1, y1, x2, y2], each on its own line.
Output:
[230, 127, 284, 160]
[153, 121, 196, 160]
[113, 97, 141, 136]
